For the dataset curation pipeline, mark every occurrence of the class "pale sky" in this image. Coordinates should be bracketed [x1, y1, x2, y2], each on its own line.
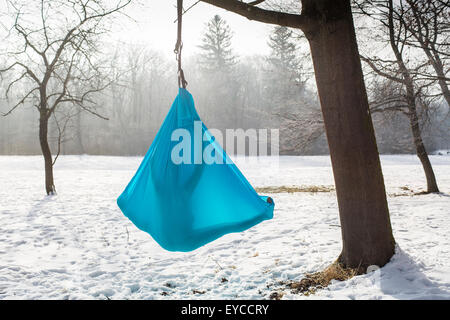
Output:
[113, 0, 274, 57]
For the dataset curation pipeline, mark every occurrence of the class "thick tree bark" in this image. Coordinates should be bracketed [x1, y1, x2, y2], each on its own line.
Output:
[39, 110, 55, 195]
[301, 0, 395, 270]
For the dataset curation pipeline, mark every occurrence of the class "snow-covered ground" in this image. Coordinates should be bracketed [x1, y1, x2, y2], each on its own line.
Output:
[0, 155, 449, 300]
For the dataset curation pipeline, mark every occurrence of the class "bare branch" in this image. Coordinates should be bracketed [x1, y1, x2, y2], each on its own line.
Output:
[0, 61, 41, 84]
[1, 86, 39, 116]
[360, 55, 404, 83]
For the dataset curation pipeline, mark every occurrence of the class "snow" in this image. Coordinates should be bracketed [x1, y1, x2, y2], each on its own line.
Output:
[0, 154, 449, 300]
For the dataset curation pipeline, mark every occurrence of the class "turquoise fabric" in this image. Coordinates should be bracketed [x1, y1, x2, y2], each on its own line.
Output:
[117, 88, 274, 252]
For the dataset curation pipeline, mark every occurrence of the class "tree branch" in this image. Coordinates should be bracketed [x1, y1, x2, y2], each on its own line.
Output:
[361, 55, 405, 84]
[248, 0, 266, 6]
[199, 0, 307, 29]
[0, 61, 41, 85]
[1, 86, 39, 116]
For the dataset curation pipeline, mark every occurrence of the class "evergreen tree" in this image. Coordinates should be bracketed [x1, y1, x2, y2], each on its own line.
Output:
[267, 26, 301, 81]
[198, 15, 237, 72]
[196, 15, 239, 130]
[266, 25, 306, 99]
[265, 26, 306, 111]
[266, 26, 324, 155]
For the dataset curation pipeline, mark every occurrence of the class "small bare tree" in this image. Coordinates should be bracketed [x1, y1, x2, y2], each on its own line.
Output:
[402, 0, 450, 108]
[0, 0, 131, 194]
[358, 0, 440, 193]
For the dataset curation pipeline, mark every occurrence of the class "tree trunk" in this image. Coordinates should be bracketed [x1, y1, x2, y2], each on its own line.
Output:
[39, 111, 56, 195]
[75, 111, 85, 154]
[402, 72, 439, 194]
[301, 0, 395, 270]
[408, 104, 440, 193]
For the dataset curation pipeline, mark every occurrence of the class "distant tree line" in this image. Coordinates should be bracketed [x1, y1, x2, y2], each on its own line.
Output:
[1, 12, 448, 159]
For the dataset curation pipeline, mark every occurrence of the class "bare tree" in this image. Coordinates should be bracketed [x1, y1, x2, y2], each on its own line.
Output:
[355, 0, 449, 105]
[359, 0, 440, 193]
[0, 0, 131, 194]
[402, 0, 450, 108]
[199, 0, 396, 270]
[276, 106, 325, 154]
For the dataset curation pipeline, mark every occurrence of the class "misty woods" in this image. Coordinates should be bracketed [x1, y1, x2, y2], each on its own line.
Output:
[0, 4, 449, 194]
[1, 11, 449, 158]
[1, 16, 448, 159]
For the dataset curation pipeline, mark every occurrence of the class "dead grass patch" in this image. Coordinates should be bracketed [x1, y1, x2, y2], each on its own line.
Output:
[255, 185, 335, 194]
[273, 261, 359, 298]
[389, 186, 430, 197]
[269, 291, 284, 300]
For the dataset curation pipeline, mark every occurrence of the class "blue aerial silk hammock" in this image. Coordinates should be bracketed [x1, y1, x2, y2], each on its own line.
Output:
[117, 88, 274, 252]
[117, 0, 273, 251]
